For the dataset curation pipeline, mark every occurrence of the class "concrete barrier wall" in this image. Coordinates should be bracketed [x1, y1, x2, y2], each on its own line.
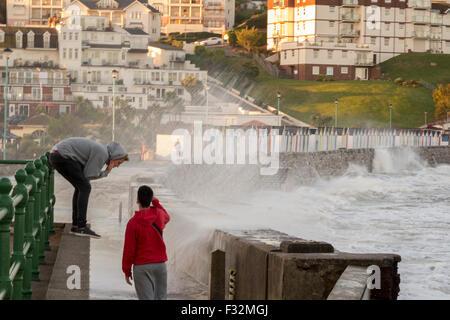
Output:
[211, 230, 401, 300]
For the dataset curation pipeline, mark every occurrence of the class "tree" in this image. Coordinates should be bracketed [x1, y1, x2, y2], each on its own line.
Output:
[311, 113, 333, 127]
[46, 114, 85, 144]
[432, 83, 450, 120]
[242, 61, 259, 80]
[181, 76, 205, 105]
[165, 91, 184, 122]
[235, 26, 265, 53]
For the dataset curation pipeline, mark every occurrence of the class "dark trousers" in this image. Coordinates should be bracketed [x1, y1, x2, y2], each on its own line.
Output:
[49, 153, 91, 228]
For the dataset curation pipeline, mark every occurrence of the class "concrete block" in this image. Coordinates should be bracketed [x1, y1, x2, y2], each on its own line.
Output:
[209, 250, 225, 300]
[327, 265, 369, 300]
[280, 240, 334, 253]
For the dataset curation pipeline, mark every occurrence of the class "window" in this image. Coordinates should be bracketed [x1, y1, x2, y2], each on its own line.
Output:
[326, 67, 334, 76]
[53, 88, 64, 100]
[27, 31, 34, 48]
[313, 50, 319, 58]
[69, 48, 73, 59]
[385, 8, 390, 16]
[63, 48, 67, 59]
[284, 51, 287, 60]
[329, 6, 335, 13]
[75, 33, 78, 41]
[63, 32, 66, 40]
[32, 87, 41, 100]
[371, 37, 376, 44]
[16, 31, 23, 48]
[329, 21, 334, 28]
[74, 49, 79, 59]
[43, 32, 50, 48]
[399, 24, 404, 30]
[69, 32, 72, 40]
[312, 66, 320, 75]
[327, 50, 333, 59]
[385, 0, 391, 2]
[384, 38, 389, 46]
[18, 104, 29, 116]
[0, 31, 4, 43]
[291, 50, 295, 57]
[342, 50, 347, 58]
[341, 67, 348, 74]
[400, 9, 404, 15]
[385, 23, 390, 31]
[59, 105, 71, 114]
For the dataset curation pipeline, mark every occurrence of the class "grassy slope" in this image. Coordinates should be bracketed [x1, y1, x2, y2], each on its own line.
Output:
[247, 54, 450, 128]
[198, 52, 449, 128]
[379, 53, 450, 86]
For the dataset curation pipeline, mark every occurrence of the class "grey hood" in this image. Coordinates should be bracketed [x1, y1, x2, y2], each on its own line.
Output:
[107, 142, 128, 160]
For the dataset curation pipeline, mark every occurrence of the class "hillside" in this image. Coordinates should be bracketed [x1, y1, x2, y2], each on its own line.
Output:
[380, 53, 450, 86]
[192, 51, 448, 128]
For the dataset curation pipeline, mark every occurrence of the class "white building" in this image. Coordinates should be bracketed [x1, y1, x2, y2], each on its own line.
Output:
[148, 0, 235, 35]
[58, 15, 206, 109]
[61, 0, 161, 36]
[269, 0, 450, 80]
[6, 0, 72, 26]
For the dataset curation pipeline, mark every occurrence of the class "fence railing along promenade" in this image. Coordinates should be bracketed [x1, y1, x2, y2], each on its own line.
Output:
[0, 153, 55, 300]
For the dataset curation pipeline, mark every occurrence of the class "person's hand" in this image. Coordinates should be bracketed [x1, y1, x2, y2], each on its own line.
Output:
[125, 274, 133, 286]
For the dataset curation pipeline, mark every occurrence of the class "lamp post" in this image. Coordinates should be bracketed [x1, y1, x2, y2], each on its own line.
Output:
[277, 91, 281, 126]
[334, 98, 338, 128]
[389, 104, 392, 129]
[111, 69, 118, 142]
[3, 48, 12, 160]
[205, 84, 210, 123]
[424, 111, 427, 127]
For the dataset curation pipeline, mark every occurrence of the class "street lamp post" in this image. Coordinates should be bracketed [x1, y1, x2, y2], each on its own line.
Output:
[277, 91, 281, 126]
[389, 104, 392, 129]
[111, 69, 118, 142]
[424, 111, 427, 127]
[205, 84, 210, 123]
[334, 98, 338, 128]
[3, 48, 12, 160]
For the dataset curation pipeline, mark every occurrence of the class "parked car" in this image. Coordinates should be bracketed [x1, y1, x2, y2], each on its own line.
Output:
[194, 37, 223, 46]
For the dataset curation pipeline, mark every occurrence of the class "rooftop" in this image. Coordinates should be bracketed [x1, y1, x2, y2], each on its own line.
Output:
[148, 42, 184, 51]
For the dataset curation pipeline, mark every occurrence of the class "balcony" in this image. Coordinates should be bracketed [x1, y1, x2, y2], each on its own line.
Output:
[410, 0, 431, 9]
[430, 33, 441, 40]
[430, 17, 442, 25]
[341, 13, 360, 22]
[1, 78, 70, 85]
[412, 31, 429, 39]
[0, 93, 75, 102]
[411, 15, 430, 24]
[342, 0, 360, 7]
[355, 59, 373, 66]
[340, 29, 360, 37]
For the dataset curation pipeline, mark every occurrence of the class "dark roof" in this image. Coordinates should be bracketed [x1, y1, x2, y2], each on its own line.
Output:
[18, 113, 51, 126]
[128, 48, 148, 53]
[0, 129, 21, 139]
[124, 28, 148, 35]
[148, 42, 183, 51]
[431, 2, 450, 14]
[77, 0, 159, 12]
[88, 43, 123, 49]
[0, 27, 58, 49]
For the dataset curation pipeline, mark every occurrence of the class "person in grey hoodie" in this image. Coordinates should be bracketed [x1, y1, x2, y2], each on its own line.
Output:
[48, 137, 128, 238]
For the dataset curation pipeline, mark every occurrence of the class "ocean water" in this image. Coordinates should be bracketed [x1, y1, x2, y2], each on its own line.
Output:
[173, 148, 450, 300]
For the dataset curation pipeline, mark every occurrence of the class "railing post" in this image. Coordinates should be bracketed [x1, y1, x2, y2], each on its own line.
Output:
[46, 152, 55, 235]
[40, 155, 51, 251]
[33, 159, 45, 267]
[23, 162, 36, 299]
[11, 169, 28, 300]
[0, 178, 14, 299]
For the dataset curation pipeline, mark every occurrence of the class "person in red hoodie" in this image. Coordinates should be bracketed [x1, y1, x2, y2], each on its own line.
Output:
[122, 185, 170, 300]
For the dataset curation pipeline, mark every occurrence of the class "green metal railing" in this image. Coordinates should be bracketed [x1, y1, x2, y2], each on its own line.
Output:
[0, 152, 55, 300]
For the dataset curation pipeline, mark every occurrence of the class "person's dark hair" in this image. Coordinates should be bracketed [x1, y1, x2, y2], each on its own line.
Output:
[137, 185, 153, 208]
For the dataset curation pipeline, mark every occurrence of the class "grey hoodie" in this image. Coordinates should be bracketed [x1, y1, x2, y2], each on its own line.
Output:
[54, 137, 127, 180]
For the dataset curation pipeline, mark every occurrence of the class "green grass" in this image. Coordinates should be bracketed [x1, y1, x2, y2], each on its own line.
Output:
[192, 51, 449, 128]
[380, 53, 450, 86]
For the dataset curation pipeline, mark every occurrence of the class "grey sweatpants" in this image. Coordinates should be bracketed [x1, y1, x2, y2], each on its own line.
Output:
[133, 262, 167, 300]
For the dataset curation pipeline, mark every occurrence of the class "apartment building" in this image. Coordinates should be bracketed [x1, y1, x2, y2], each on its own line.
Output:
[7, 0, 71, 26]
[0, 26, 75, 117]
[61, 0, 161, 37]
[269, 0, 450, 80]
[148, 0, 235, 35]
[58, 15, 206, 109]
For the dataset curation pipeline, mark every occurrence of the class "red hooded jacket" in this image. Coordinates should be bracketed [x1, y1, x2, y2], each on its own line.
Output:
[122, 199, 170, 277]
